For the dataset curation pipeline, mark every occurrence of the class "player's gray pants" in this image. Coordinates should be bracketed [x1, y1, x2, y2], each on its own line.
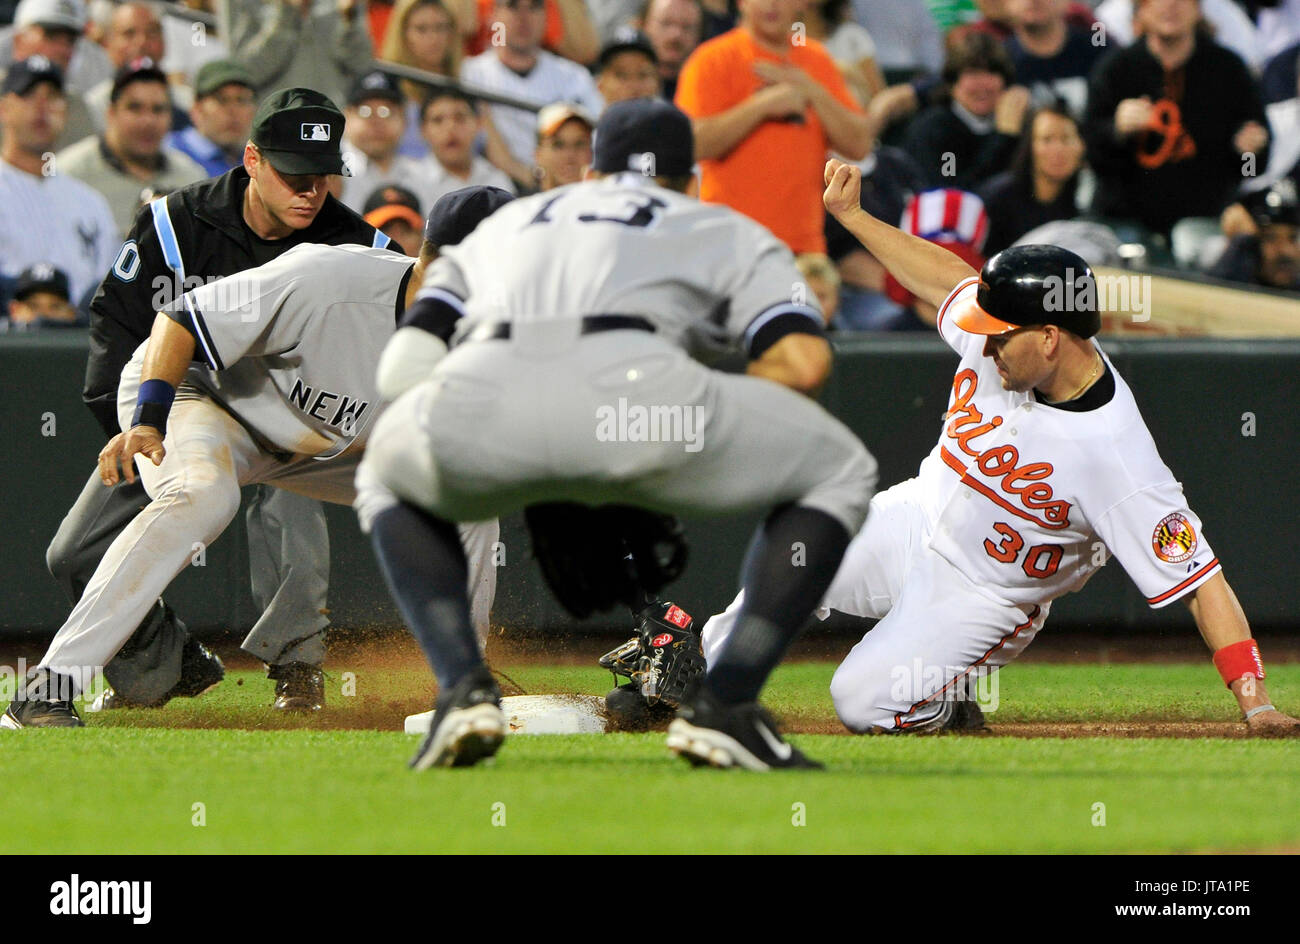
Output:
[355, 322, 876, 553]
[47, 473, 331, 703]
[40, 397, 496, 696]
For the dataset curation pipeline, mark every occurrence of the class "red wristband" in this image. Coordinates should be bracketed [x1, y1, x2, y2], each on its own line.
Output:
[1212, 639, 1265, 688]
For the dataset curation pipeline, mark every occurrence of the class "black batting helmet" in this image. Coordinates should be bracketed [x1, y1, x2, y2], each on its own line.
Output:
[949, 244, 1101, 338]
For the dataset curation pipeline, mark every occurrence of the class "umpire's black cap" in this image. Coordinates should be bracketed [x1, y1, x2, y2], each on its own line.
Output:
[424, 186, 515, 247]
[251, 88, 351, 177]
[591, 98, 694, 178]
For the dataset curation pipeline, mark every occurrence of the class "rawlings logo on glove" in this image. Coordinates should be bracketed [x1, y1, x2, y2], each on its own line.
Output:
[599, 599, 705, 709]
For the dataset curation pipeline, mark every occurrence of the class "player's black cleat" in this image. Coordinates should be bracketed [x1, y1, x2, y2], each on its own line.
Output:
[667, 687, 821, 771]
[268, 662, 325, 712]
[2, 670, 84, 729]
[945, 694, 987, 732]
[92, 636, 225, 711]
[410, 668, 506, 770]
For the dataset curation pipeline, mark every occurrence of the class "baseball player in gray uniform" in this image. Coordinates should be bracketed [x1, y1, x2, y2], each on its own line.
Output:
[354, 100, 879, 771]
[3, 193, 509, 728]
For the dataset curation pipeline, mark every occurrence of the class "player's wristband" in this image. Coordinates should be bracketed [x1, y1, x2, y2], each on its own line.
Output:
[1212, 639, 1265, 688]
[131, 379, 175, 437]
[1243, 703, 1276, 720]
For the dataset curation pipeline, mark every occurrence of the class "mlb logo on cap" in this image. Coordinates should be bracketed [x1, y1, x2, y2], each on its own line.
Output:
[251, 88, 349, 176]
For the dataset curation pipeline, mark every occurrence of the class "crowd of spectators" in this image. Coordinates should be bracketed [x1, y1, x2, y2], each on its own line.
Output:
[2, 0, 1299, 333]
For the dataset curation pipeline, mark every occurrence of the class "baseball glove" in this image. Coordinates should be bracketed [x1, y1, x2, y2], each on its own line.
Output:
[524, 503, 688, 619]
[599, 599, 704, 711]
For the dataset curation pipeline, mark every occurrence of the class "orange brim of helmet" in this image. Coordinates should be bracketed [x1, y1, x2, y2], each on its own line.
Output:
[948, 289, 1019, 335]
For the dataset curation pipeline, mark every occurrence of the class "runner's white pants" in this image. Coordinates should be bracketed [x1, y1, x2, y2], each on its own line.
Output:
[702, 477, 1049, 731]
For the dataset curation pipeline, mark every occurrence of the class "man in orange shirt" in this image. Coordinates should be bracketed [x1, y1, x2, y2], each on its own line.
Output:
[674, 0, 871, 252]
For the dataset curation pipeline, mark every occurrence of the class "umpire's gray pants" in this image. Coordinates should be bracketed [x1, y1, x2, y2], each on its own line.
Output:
[47, 473, 329, 704]
[355, 323, 876, 541]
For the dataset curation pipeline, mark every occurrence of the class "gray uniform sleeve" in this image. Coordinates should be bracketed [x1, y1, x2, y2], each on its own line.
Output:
[165, 253, 310, 370]
[418, 253, 471, 304]
[720, 223, 825, 359]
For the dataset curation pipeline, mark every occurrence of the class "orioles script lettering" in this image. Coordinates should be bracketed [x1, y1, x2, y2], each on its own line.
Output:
[944, 370, 1072, 530]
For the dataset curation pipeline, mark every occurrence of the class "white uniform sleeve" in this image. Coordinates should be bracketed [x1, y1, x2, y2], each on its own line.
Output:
[721, 222, 824, 356]
[934, 275, 984, 358]
[1091, 483, 1222, 608]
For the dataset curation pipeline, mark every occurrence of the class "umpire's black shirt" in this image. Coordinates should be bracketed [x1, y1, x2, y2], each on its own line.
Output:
[84, 167, 388, 437]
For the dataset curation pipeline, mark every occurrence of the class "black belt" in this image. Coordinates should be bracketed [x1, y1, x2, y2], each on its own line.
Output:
[459, 314, 655, 345]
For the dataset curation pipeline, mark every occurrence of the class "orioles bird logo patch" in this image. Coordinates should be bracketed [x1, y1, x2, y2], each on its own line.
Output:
[1152, 513, 1197, 563]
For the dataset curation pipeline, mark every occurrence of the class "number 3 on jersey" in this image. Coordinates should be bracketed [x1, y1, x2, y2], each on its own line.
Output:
[529, 192, 667, 229]
[983, 522, 1062, 578]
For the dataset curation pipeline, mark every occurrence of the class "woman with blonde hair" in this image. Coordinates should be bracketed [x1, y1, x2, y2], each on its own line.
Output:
[381, 0, 477, 156]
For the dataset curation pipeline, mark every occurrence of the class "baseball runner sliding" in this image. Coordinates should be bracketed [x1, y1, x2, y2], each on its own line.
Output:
[701, 159, 1300, 736]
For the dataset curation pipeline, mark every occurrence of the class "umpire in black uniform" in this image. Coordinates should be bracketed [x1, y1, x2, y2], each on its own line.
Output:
[47, 88, 392, 711]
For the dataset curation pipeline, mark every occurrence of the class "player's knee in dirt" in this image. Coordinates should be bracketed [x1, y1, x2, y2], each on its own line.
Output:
[829, 662, 891, 733]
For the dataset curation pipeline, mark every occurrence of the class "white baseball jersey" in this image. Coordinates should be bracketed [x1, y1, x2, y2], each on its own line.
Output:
[924, 276, 1221, 609]
[0, 160, 119, 302]
[120, 244, 415, 457]
[420, 172, 823, 353]
[459, 50, 604, 165]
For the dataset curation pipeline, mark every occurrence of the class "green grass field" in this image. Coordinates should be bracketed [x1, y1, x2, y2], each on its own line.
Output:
[3, 661, 1298, 854]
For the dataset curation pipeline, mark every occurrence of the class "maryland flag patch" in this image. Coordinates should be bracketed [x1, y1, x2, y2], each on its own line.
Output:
[1152, 513, 1197, 564]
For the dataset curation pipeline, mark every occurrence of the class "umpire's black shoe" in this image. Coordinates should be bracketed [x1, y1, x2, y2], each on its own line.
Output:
[268, 662, 325, 712]
[93, 637, 225, 711]
[667, 688, 821, 771]
[1, 671, 84, 729]
[410, 668, 505, 770]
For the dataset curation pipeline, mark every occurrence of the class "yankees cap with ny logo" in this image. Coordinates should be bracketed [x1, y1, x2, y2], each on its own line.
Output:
[251, 88, 352, 177]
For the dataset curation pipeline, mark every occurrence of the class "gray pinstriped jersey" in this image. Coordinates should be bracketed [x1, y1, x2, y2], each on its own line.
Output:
[418, 173, 824, 356]
[122, 244, 414, 457]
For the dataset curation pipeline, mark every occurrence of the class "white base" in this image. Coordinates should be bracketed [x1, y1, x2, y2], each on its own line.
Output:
[404, 694, 607, 736]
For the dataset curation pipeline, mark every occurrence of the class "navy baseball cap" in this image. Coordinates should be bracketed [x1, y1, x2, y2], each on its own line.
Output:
[109, 57, 168, 104]
[1248, 179, 1300, 227]
[592, 98, 693, 177]
[251, 87, 350, 176]
[13, 263, 70, 301]
[598, 27, 658, 70]
[349, 70, 404, 106]
[423, 186, 515, 247]
[2, 56, 65, 96]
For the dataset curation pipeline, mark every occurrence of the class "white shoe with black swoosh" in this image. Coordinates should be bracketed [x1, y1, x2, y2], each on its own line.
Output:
[667, 688, 821, 770]
[409, 667, 505, 770]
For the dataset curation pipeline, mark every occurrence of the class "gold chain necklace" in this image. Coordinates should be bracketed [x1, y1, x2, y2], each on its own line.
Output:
[1052, 353, 1102, 404]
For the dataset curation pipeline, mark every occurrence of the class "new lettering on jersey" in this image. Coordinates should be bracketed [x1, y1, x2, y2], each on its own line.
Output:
[921, 278, 1220, 608]
[121, 245, 415, 457]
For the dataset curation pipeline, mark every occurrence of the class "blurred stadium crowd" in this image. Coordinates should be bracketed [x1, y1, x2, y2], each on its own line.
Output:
[1, 0, 1298, 333]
